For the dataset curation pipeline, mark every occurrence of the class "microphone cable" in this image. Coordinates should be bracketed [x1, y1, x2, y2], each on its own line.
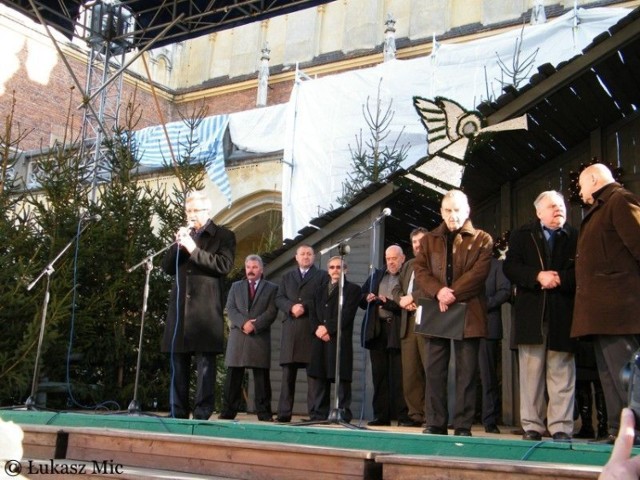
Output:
[169, 242, 182, 419]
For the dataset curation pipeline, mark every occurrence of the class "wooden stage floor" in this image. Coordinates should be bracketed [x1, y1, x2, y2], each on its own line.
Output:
[0, 409, 625, 479]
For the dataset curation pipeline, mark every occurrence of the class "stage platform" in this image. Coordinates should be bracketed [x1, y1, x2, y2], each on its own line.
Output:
[0, 409, 623, 479]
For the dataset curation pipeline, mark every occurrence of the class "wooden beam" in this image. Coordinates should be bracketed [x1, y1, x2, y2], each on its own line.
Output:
[487, 13, 640, 125]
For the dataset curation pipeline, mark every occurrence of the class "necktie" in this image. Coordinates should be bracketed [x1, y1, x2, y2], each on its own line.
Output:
[249, 281, 256, 300]
[544, 227, 556, 251]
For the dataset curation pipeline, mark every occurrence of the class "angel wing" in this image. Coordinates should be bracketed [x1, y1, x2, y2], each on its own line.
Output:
[410, 95, 527, 194]
[413, 96, 484, 157]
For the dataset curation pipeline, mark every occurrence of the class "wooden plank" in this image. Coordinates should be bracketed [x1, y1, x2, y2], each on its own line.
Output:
[378, 454, 600, 480]
[21, 426, 63, 459]
[64, 428, 381, 480]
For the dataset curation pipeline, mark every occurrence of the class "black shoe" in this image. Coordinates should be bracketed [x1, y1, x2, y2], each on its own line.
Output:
[398, 418, 423, 427]
[258, 415, 274, 422]
[275, 416, 291, 423]
[367, 418, 391, 426]
[423, 425, 448, 435]
[573, 426, 595, 439]
[522, 430, 542, 441]
[218, 411, 236, 420]
[193, 414, 211, 420]
[484, 424, 500, 434]
[454, 428, 472, 437]
[552, 432, 572, 442]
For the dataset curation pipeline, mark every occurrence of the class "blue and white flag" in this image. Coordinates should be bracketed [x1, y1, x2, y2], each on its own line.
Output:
[133, 114, 231, 204]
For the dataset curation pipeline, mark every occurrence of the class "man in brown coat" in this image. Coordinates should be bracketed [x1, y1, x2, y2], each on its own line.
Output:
[414, 189, 493, 436]
[572, 163, 640, 443]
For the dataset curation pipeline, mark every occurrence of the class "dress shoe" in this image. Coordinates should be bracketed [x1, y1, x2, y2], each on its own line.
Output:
[217, 411, 236, 420]
[258, 415, 274, 422]
[423, 425, 448, 435]
[573, 426, 595, 439]
[484, 424, 500, 434]
[522, 430, 542, 441]
[367, 418, 391, 426]
[398, 418, 423, 427]
[454, 428, 472, 437]
[552, 432, 572, 442]
[275, 416, 291, 423]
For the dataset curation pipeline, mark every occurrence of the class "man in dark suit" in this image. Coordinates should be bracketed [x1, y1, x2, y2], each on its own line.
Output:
[274, 244, 326, 422]
[394, 227, 429, 427]
[219, 254, 278, 422]
[504, 190, 577, 442]
[361, 245, 411, 427]
[161, 190, 236, 420]
[307, 256, 362, 422]
[479, 250, 511, 434]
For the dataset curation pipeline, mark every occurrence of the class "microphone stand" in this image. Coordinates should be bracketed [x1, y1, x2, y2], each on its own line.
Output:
[298, 213, 387, 430]
[126, 242, 174, 414]
[25, 220, 96, 410]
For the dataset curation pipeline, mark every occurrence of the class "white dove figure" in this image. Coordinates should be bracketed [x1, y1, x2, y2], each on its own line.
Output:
[408, 96, 528, 194]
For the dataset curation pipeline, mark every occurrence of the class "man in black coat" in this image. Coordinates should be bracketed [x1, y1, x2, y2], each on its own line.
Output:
[504, 190, 577, 441]
[360, 245, 411, 427]
[219, 254, 278, 422]
[479, 251, 511, 434]
[274, 244, 326, 422]
[307, 256, 362, 422]
[161, 191, 236, 420]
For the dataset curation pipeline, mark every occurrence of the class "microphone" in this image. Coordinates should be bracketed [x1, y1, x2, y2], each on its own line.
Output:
[372, 208, 391, 224]
[82, 214, 102, 222]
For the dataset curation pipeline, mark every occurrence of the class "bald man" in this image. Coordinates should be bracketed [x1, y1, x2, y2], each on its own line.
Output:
[360, 244, 412, 427]
[572, 163, 640, 444]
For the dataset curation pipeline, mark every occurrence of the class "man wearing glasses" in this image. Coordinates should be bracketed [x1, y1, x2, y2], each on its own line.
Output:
[161, 190, 236, 420]
[307, 256, 362, 422]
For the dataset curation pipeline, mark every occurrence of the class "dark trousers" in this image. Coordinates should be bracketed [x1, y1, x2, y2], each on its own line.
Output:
[308, 375, 352, 422]
[425, 337, 480, 430]
[277, 363, 311, 419]
[369, 347, 408, 422]
[593, 334, 640, 434]
[478, 337, 500, 426]
[170, 352, 217, 419]
[222, 366, 272, 418]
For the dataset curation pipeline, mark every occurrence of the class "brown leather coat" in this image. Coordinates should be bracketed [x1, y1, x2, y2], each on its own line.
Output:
[414, 220, 493, 338]
[571, 182, 640, 337]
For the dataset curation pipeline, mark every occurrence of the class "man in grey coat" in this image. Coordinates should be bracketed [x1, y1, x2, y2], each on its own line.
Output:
[274, 244, 326, 422]
[161, 191, 236, 420]
[219, 254, 278, 421]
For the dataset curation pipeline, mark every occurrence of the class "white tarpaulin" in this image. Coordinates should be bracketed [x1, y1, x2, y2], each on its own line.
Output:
[281, 7, 630, 239]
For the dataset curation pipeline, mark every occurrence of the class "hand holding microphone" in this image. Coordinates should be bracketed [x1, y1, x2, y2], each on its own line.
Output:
[176, 222, 196, 253]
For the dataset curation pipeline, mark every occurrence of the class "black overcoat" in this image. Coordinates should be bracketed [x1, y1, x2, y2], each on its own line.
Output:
[275, 265, 326, 365]
[307, 277, 362, 381]
[161, 221, 236, 353]
[503, 221, 577, 352]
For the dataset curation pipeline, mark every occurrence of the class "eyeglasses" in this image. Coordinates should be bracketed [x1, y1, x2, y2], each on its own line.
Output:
[185, 208, 209, 214]
[328, 266, 342, 270]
